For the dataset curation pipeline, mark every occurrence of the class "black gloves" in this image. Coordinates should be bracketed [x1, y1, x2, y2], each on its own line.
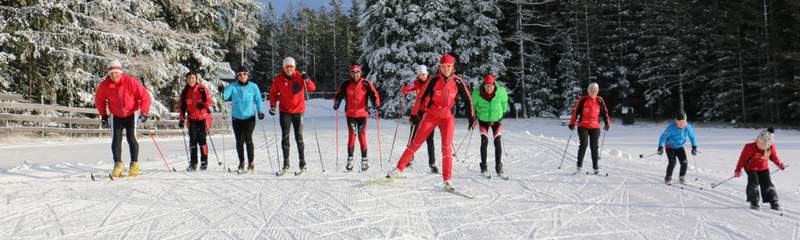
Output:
[691, 146, 698, 156]
[217, 84, 225, 93]
[367, 106, 377, 116]
[468, 117, 476, 130]
[139, 114, 148, 123]
[568, 124, 575, 131]
[178, 120, 184, 128]
[101, 116, 109, 128]
[333, 102, 340, 110]
[604, 124, 610, 131]
[269, 107, 276, 116]
[657, 146, 664, 156]
[258, 112, 265, 120]
[410, 115, 420, 125]
[301, 72, 307, 80]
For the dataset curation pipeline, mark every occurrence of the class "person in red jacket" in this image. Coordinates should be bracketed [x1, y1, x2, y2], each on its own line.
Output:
[568, 82, 611, 174]
[735, 127, 786, 210]
[333, 65, 381, 171]
[400, 65, 438, 173]
[94, 60, 152, 177]
[178, 72, 213, 171]
[269, 57, 317, 175]
[388, 54, 476, 191]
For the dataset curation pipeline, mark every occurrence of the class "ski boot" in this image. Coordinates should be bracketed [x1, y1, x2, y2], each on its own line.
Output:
[593, 169, 600, 175]
[497, 169, 505, 179]
[112, 162, 125, 178]
[187, 164, 197, 172]
[750, 201, 760, 210]
[200, 161, 208, 171]
[129, 161, 140, 177]
[480, 170, 490, 178]
[386, 168, 402, 179]
[277, 165, 290, 176]
[576, 167, 582, 174]
[247, 163, 255, 173]
[679, 176, 686, 185]
[770, 201, 781, 211]
[345, 157, 354, 171]
[295, 166, 308, 176]
[443, 181, 455, 192]
[430, 164, 439, 174]
[664, 176, 672, 185]
[237, 162, 245, 173]
[361, 158, 369, 171]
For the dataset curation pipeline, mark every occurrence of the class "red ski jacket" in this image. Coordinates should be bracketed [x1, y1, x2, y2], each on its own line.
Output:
[402, 78, 428, 116]
[269, 72, 316, 113]
[179, 83, 212, 121]
[569, 95, 611, 129]
[414, 73, 474, 119]
[334, 77, 380, 118]
[736, 142, 783, 172]
[95, 74, 151, 118]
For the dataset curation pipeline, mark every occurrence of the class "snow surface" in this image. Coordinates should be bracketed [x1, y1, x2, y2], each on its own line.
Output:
[1, 99, 799, 239]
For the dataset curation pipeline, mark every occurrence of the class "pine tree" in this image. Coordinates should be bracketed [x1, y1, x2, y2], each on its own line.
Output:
[450, 0, 510, 85]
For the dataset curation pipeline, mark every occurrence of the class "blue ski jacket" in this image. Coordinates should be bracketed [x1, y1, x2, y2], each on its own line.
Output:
[658, 122, 698, 149]
[223, 81, 264, 120]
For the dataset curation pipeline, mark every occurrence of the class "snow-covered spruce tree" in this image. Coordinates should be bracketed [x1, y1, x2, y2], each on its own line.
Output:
[0, 0, 259, 113]
[525, 46, 556, 117]
[450, 0, 509, 86]
[359, 0, 422, 117]
[555, 31, 582, 115]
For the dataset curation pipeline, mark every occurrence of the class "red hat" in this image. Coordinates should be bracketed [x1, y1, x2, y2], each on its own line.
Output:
[348, 65, 361, 72]
[439, 54, 456, 65]
[483, 74, 496, 84]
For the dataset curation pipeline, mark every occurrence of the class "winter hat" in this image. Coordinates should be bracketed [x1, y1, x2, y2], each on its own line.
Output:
[416, 65, 428, 75]
[282, 57, 296, 67]
[348, 65, 361, 72]
[756, 127, 775, 146]
[440, 54, 456, 65]
[674, 110, 687, 121]
[588, 82, 599, 90]
[107, 60, 123, 73]
[483, 74, 496, 85]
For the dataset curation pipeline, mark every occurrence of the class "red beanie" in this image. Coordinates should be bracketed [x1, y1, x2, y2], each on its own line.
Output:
[440, 54, 456, 65]
[348, 65, 361, 72]
[483, 74, 496, 84]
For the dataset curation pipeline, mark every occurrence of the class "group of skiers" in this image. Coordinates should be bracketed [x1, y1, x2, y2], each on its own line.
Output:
[93, 53, 786, 210]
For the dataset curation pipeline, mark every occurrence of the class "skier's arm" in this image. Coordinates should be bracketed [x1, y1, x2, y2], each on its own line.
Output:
[94, 84, 107, 117]
[501, 88, 510, 114]
[599, 97, 611, 126]
[658, 125, 670, 147]
[252, 84, 264, 114]
[366, 80, 380, 107]
[687, 123, 698, 147]
[456, 78, 475, 118]
[223, 84, 233, 102]
[268, 78, 278, 108]
[569, 97, 584, 126]
[178, 88, 187, 121]
[136, 79, 152, 115]
[770, 145, 783, 168]
[304, 78, 317, 92]
[414, 77, 437, 116]
[333, 81, 347, 107]
[735, 145, 750, 173]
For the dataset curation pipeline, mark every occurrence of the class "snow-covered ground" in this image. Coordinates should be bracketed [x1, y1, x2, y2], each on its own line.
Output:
[1, 99, 798, 239]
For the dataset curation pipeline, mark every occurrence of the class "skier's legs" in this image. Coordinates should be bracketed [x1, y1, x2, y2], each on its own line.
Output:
[188, 120, 200, 165]
[492, 122, 503, 173]
[745, 170, 760, 203]
[346, 117, 357, 157]
[111, 116, 123, 163]
[479, 122, 489, 171]
[756, 170, 778, 203]
[440, 117, 455, 182]
[232, 118, 246, 165]
[197, 120, 209, 164]
[243, 117, 256, 165]
[676, 147, 688, 177]
[279, 112, 292, 167]
[665, 148, 678, 178]
[397, 115, 438, 171]
[425, 131, 435, 165]
[589, 128, 600, 170]
[121, 116, 139, 163]
[357, 118, 368, 158]
[291, 113, 305, 168]
[576, 128, 589, 168]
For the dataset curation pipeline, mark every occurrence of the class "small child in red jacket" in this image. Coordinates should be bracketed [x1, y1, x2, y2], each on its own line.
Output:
[734, 127, 786, 210]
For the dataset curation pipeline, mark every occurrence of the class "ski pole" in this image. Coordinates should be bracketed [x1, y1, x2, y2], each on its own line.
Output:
[205, 127, 222, 168]
[149, 132, 175, 172]
[301, 73, 324, 172]
[374, 109, 384, 172]
[387, 116, 401, 163]
[180, 124, 190, 165]
[260, 117, 274, 173]
[463, 127, 475, 163]
[335, 109, 340, 171]
[710, 175, 734, 189]
[454, 128, 471, 156]
[639, 153, 658, 159]
[599, 129, 607, 160]
[557, 130, 575, 169]
[270, 112, 282, 170]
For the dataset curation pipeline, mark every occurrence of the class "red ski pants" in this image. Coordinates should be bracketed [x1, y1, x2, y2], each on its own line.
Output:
[396, 114, 454, 181]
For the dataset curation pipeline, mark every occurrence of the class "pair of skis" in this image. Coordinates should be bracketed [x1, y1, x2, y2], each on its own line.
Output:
[362, 176, 475, 199]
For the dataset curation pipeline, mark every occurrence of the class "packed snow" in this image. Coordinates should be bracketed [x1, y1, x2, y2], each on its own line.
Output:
[1, 99, 798, 239]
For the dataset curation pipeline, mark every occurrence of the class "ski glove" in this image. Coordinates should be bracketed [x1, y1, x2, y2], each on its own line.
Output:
[657, 146, 664, 156]
[301, 72, 307, 80]
[468, 117, 477, 131]
[604, 124, 610, 131]
[217, 84, 225, 93]
[691, 146, 698, 156]
[269, 107, 276, 116]
[333, 102, 340, 110]
[734, 170, 742, 178]
[258, 112, 265, 120]
[139, 114, 148, 123]
[568, 124, 575, 131]
[367, 106, 377, 116]
[101, 116, 110, 128]
[410, 115, 420, 125]
[778, 163, 786, 171]
[178, 120, 184, 128]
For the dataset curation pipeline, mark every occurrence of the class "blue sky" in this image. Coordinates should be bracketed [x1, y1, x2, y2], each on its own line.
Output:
[262, 0, 355, 14]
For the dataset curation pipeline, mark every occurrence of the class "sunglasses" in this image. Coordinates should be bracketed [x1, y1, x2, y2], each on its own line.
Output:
[237, 72, 249, 76]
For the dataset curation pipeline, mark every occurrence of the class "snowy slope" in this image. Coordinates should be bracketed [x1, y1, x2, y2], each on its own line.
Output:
[0, 99, 798, 239]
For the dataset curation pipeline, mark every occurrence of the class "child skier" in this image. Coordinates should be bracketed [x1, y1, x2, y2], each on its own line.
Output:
[734, 127, 786, 210]
[400, 65, 437, 173]
[657, 111, 699, 184]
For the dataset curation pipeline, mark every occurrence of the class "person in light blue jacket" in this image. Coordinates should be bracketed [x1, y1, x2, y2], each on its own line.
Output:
[220, 71, 265, 173]
[657, 110, 698, 185]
